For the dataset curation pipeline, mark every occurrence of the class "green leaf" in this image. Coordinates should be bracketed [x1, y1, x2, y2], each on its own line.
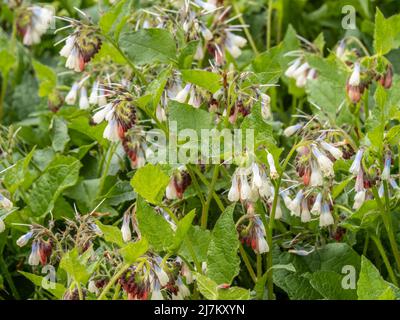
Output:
[145, 68, 171, 110]
[120, 237, 149, 264]
[217, 287, 250, 300]
[19, 271, 66, 299]
[27, 157, 82, 216]
[357, 256, 399, 300]
[96, 220, 125, 247]
[179, 226, 211, 262]
[68, 116, 108, 147]
[130, 164, 170, 205]
[309, 271, 357, 300]
[99, 0, 132, 36]
[0, 49, 16, 75]
[178, 40, 199, 69]
[181, 69, 222, 94]
[374, 9, 400, 55]
[119, 28, 177, 65]
[195, 273, 218, 300]
[206, 204, 240, 285]
[3, 147, 36, 194]
[32, 60, 57, 97]
[169, 209, 196, 253]
[168, 100, 214, 136]
[195, 273, 250, 300]
[51, 116, 70, 152]
[59, 248, 91, 284]
[136, 196, 174, 251]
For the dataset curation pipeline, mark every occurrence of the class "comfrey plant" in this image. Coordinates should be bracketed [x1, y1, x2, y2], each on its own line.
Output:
[2, 0, 400, 301]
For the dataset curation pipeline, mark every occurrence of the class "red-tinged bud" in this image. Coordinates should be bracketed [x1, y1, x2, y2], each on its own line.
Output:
[346, 83, 362, 103]
[379, 65, 393, 89]
[302, 167, 311, 186]
[39, 240, 52, 266]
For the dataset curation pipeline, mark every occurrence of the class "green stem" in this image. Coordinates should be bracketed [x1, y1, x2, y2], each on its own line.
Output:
[232, 1, 259, 55]
[371, 235, 399, 286]
[191, 165, 225, 212]
[371, 186, 400, 273]
[76, 281, 83, 300]
[266, 0, 273, 50]
[266, 142, 300, 300]
[112, 283, 121, 300]
[256, 254, 262, 279]
[201, 165, 220, 229]
[186, 165, 206, 207]
[97, 143, 117, 199]
[239, 244, 257, 284]
[98, 263, 130, 300]
[0, 255, 20, 299]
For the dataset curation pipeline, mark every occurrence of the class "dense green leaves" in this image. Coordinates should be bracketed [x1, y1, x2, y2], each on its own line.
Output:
[181, 70, 222, 94]
[135, 196, 174, 251]
[119, 29, 177, 65]
[206, 204, 240, 285]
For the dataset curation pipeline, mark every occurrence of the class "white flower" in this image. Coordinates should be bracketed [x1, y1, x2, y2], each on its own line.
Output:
[188, 90, 201, 108]
[336, 40, 345, 58]
[194, 43, 204, 60]
[89, 81, 99, 105]
[156, 105, 167, 122]
[296, 74, 307, 88]
[60, 35, 76, 58]
[289, 191, 303, 217]
[200, 25, 213, 41]
[23, 6, 54, 46]
[0, 218, 5, 233]
[349, 149, 364, 175]
[28, 242, 40, 266]
[65, 46, 83, 72]
[283, 123, 303, 137]
[261, 93, 271, 120]
[121, 213, 131, 243]
[310, 161, 323, 187]
[256, 234, 269, 254]
[79, 86, 89, 109]
[151, 282, 164, 300]
[353, 190, 366, 210]
[267, 152, 279, 179]
[312, 146, 334, 177]
[155, 266, 169, 287]
[275, 198, 283, 220]
[320, 141, 343, 160]
[285, 59, 302, 78]
[292, 62, 310, 79]
[176, 277, 190, 299]
[17, 231, 34, 247]
[226, 31, 247, 48]
[166, 180, 178, 200]
[88, 280, 99, 295]
[194, 0, 217, 11]
[0, 194, 13, 209]
[281, 191, 293, 209]
[311, 193, 322, 216]
[251, 163, 263, 189]
[390, 178, 399, 190]
[98, 86, 108, 106]
[301, 199, 311, 223]
[307, 68, 317, 80]
[182, 263, 193, 284]
[103, 119, 120, 142]
[173, 84, 191, 103]
[381, 155, 391, 181]
[349, 62, 360, 86]
[319, 202, 334, 227]
[239, 175, 251, 201]
[378, 183, 384, 197]
[65, 82, 79, 105]
[93, 103, 113, 124]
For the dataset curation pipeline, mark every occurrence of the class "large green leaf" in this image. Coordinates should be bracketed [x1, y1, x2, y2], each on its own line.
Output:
[32, 60, 57, 97]
[130, 164, 169, 205]
[374, 9, 400, 55]
[181, 69, 222, 94]
[169, 209, 196, 253]
[59, 248, 91, 285]
[357, 256, 399, 300]
[206, 204, 240, 285]
[136, 196, 174, 251]
[179, 226, 211, 263]
[96, 220, 125, 247]
[120, 238, 149, 264]
[26, 156, 82, 216]
[119, 28, 177, 65]
[19, 271, 66, 299]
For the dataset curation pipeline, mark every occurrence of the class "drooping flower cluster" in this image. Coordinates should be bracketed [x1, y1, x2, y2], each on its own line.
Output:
[166, 167, 192, 200]
[285, 58, 317, 88]
[57, 15, 102, 72]
[16, 5, 54, 46]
